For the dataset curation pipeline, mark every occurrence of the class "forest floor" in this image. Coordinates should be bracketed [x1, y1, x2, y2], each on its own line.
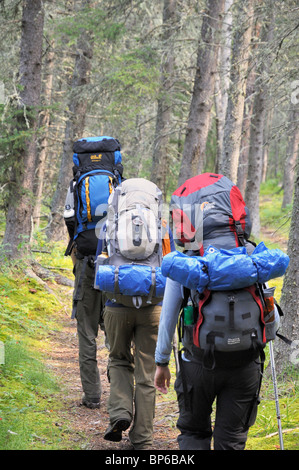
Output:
[45, 301, 180, 451]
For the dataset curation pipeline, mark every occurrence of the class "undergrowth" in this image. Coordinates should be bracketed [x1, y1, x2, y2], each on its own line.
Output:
[0, 241, 76, 450]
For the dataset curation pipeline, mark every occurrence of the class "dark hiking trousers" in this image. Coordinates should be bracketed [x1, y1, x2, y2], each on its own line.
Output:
[73, 257, 103, 401]
[174, 359, 262, 450]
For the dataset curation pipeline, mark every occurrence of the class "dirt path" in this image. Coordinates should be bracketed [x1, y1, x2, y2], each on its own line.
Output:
[46, 308, 180, 451]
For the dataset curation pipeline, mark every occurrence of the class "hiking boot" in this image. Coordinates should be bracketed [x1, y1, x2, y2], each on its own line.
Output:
[81, 394, 101, 409]
[104, 419, 131, 442]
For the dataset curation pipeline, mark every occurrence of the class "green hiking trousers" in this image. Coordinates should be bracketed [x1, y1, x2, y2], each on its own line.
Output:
[73, 257, 103, 401]
[104, 304, 161, 449]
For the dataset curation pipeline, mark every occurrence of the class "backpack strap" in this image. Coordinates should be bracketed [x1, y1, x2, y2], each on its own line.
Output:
[113, 266, 121, 299]
[146, 267, 156, 305]
[234, 220, 245, 247]
[178, 287, 191, 343]
[176, 286, 192, 411]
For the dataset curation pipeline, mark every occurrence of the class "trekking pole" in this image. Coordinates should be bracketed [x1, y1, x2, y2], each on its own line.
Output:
[269, 340, 284, 450]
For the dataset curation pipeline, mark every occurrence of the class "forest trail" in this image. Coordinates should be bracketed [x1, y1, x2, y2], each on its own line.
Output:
[45, 301, 179, 451]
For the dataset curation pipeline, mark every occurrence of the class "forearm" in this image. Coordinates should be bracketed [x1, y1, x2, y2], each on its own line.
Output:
[155, 278, 183, 364]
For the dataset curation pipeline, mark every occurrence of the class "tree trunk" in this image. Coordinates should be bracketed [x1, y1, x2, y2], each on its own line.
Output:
[3, 0, 44, 258]
[151, 0, 177, 200]
[245, 10, 274, 237]
[275, 157, 299, 374]
[261, 106, 273, 183]
[281, 107, 299, 208]
[236, 67, 256, 196]
[46, 2, 93, 241]
[214, 0, 233, 173]
[237, 19, 261, 195]
[220, 0, 254, 183]
[178, 0, 225, 186]
[33, 39, 55, 228]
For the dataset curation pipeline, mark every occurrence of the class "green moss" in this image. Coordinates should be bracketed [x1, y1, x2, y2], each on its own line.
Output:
[0, 241, 76, 450]
[0, 340, 69, 450]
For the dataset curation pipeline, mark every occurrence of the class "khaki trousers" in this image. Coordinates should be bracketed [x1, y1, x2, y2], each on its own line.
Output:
[74, 258, 103, 400]
[104, 304, 161, 449]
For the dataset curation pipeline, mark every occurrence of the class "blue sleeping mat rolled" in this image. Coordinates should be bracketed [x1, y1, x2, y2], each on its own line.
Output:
[95, 264, 166, 297]
[161, 242, 289, 292]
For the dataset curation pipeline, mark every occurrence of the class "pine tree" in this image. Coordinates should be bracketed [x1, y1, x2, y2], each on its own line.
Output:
[3, 0, 44, 258]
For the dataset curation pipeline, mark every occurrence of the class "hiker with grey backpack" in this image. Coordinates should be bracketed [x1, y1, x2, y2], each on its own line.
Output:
[94, 177, 175, 450]
[154, 173, 289, 450]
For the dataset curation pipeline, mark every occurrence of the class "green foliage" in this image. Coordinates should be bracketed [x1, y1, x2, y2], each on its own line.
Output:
[0, 239, 76, 450]
[259, 180, 291, 248]
[93, 44, 160, 134]
[246, 366, 299, 450]
[0, 101, 40, 211]
[0, 340, 68, 450]
[53, 4, 125, 45]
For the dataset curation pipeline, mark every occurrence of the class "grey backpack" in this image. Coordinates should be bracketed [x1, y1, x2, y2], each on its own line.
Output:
[180, 283, 281, 369]
[106, 178, 163, 266]
[100, 178, 164, 308]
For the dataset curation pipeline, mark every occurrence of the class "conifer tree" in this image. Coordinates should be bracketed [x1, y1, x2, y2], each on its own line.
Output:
[3, 0, 44, 258]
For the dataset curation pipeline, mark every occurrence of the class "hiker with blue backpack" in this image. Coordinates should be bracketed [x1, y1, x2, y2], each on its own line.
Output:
[94, 178, 175, 450]
[64, 136, 123, 409]
[154, 173, 289, 450]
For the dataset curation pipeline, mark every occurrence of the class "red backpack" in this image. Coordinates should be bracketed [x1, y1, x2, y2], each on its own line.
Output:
[170, 173, 252, 254]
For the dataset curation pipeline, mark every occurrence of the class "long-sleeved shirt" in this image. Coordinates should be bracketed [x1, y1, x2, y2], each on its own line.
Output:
[155, 278, 184, 364]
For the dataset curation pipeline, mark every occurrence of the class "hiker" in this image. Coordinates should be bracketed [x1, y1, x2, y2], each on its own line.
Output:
[94, 178, 175, 450]
[154, 173, 288, 450]
[64, 136, 123, 409]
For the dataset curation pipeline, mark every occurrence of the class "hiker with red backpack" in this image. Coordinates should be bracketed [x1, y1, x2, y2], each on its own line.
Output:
[154, 173, 289, 450]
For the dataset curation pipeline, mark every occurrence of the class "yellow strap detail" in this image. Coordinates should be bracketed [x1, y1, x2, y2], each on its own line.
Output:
[109, 176, 113, 194]
[85, 177, 92, 222]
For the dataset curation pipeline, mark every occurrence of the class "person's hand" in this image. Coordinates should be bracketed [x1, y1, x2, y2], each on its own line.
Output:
[154, 366, 171, 394]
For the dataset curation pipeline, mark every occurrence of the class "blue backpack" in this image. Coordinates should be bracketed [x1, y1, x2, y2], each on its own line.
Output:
[71, 136, 123, 255]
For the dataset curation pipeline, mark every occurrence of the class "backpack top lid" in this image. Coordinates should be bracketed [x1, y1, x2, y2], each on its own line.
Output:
[72, 136, 123, 178]
[73, 136, 121, 154]
[170, 173, 252, 249]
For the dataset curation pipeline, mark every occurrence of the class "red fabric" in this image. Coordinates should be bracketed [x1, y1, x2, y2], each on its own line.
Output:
[172, 208, 196, 243]
[172, 173, 223, 197]
[244, 285, 266, 343]
[228, 185, 248, 245]
[230, 185, 247, 229]
[228, 216, 239, 246]
[193, 290, 211, 348]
